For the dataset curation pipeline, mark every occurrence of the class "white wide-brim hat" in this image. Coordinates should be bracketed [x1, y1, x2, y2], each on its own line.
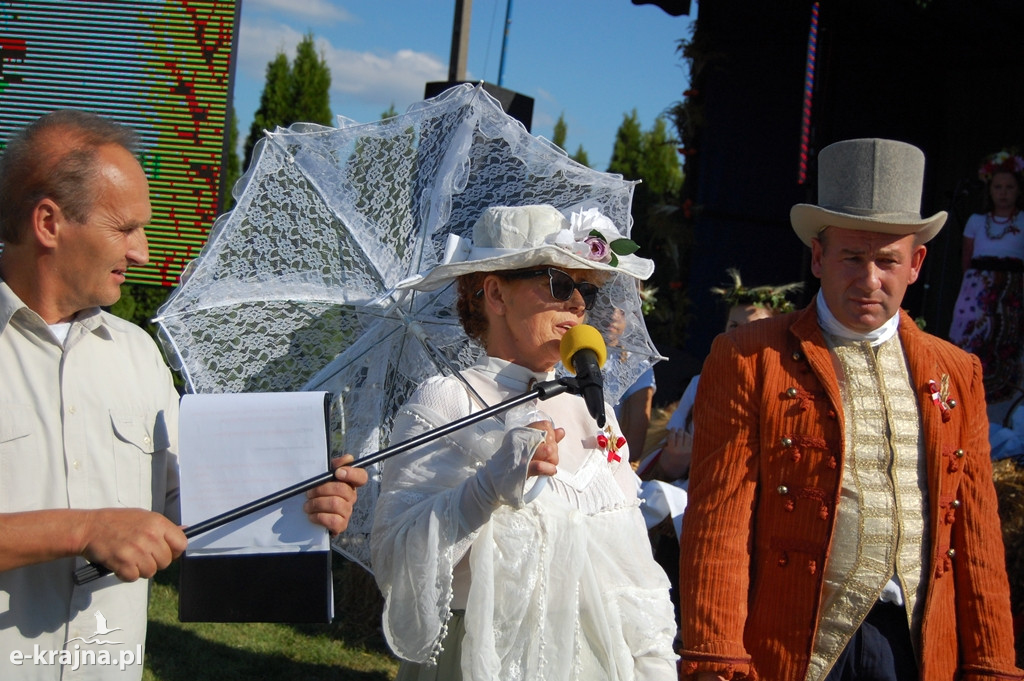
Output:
[790, 138, 948, 247]
[398, 204, 655, 291]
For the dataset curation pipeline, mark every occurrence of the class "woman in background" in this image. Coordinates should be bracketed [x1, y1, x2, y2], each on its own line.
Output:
[950, 150, 1024, 407]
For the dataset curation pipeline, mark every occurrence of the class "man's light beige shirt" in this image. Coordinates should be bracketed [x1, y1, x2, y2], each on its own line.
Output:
[0, 280, 179, 680]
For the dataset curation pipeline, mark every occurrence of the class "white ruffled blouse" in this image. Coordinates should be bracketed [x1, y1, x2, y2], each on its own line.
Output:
[370, 356, 678, 680]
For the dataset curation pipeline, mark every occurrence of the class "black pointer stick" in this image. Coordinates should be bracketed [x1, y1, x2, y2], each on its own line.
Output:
[73, 379, 576, 585]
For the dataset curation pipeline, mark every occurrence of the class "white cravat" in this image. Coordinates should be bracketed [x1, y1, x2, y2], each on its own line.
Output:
[815, 289, 900, 346]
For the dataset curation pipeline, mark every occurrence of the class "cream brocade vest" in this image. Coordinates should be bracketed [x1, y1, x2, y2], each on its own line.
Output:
[806, 335, 930, 681]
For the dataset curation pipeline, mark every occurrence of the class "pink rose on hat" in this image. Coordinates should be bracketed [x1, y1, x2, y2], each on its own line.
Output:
[584, 236, 612, 263]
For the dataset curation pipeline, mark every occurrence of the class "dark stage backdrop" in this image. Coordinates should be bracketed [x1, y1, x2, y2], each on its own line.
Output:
[683, 0, 1024, 365]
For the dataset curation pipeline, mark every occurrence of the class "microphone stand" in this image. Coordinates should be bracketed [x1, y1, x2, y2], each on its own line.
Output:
[74, 377, 585, 585]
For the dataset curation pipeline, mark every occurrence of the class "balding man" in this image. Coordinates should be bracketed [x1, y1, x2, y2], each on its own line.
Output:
[0, 110, 366, 680]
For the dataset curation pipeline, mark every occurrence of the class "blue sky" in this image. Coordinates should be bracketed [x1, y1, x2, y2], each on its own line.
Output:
[233, 0, 696, 172]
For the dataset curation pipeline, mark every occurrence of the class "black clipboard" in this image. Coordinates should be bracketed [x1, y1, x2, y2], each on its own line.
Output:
[177, 392, 334, 623]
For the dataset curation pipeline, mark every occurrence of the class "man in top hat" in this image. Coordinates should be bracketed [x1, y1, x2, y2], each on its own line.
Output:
[677, 139, 1022, 681]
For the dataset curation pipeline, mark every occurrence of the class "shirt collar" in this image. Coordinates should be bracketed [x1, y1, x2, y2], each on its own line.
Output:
[0, 279, 19, 335]
[474, 355, 555, 391]
[0, 277, 108, 340]
[815, 288, 900, 346]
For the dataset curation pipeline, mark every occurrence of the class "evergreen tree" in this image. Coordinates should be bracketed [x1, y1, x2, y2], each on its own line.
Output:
[607, 110, 688, 349]
[552, 112, 568, 151]
[243, 53, 291, 170]
[289, 33, 332, 125]
[640, 117, 683, 197]
[242, 33, 333, 171]
[572, 145, 590, 167]
[551, 112, 590, 167]
[220, 108, 240, 212]
[608, 111, 682, 204]
[607, 110, 644, 178]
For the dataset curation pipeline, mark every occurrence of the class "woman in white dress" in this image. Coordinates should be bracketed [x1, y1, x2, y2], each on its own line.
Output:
[370, 204, 678, 681]
[950, 150, 1024, 404]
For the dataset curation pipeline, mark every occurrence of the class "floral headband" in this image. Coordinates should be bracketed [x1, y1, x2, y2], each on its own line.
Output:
[978, 150, 1024, 182]
[711, 268, 803, 314]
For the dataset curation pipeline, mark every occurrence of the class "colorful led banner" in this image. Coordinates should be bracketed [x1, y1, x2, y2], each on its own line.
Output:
[0, 0, 239, 285]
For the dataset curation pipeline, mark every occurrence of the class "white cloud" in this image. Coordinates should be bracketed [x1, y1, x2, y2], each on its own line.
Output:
[236, 20, 305, 80]
[532, 109, 556, 132]
[236, 19, 446, 116]
[534, 87, 557, 105]
[243, 0, 354, 24]
[322, 46, 447, 109]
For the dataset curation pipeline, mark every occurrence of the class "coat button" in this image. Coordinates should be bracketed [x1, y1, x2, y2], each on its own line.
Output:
[792, 351, 802, 361]
[777, 485, 789, 495]
[954, 449, 965, 458]
[780, 437, 793, 448]
[946, 548, 956, 558]
[951, 499, 961, 508]
[948, 399, 957, 409]
[786, 387, 798, 398]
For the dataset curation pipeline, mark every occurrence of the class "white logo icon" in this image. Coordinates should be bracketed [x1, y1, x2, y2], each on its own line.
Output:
[66, 611, 124, 645]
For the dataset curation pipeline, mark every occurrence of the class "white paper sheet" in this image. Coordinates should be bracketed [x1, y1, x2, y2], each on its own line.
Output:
[639, 479, 689, 539]
[178, 392, 332, 556]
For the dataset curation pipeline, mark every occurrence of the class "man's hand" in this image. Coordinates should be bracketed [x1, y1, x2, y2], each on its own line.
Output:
[303, 454, 369, 536]
[78, 508, 187, 582]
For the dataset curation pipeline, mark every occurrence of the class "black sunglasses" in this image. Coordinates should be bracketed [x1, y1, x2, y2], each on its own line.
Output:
[502, 268, 600, 310]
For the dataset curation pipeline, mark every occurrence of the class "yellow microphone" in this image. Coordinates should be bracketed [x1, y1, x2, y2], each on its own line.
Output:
[560, 324, 607, 427]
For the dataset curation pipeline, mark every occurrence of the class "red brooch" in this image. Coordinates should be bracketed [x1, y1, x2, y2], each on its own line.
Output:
[927, 375, 955, 423]
[596, 426, 627, 463]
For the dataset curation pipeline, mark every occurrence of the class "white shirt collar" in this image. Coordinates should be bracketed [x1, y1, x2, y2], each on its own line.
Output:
[816, 288, 899, 346]
[474, 355, 555, 391]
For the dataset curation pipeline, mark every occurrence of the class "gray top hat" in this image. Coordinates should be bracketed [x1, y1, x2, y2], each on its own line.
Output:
[790, 138, 948, 247]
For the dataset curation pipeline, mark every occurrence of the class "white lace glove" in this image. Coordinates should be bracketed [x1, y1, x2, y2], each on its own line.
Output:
[458, 426, 545, 534]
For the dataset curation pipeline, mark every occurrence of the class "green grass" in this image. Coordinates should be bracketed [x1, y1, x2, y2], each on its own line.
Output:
[143, 560, 399, 681]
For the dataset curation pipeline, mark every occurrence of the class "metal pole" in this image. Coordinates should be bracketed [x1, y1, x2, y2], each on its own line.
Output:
[497, 0, 513, 86]
[449, 0, 472, 81]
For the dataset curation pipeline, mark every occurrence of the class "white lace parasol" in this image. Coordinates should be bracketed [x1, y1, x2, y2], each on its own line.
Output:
[154, 83, 661, 572]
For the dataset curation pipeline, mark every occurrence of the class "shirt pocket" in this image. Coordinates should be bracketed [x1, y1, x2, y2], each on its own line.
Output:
[109, 410, 168, 508]
[0, 404, 34, 512]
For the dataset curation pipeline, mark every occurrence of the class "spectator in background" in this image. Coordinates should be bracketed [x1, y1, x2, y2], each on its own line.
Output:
[949, 149, 1024, 413]
[639, 268, 802, 482]
[608, 290, 659, 460]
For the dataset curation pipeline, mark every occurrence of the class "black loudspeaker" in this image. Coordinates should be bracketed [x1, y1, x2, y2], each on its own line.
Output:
[424, 81, 534, 132]
[630, 0, 691, 16]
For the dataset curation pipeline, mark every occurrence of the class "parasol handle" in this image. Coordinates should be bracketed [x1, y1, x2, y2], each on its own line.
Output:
[73, 378, 577, 586]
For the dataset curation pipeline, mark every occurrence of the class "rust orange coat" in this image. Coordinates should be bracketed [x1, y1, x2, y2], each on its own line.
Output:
[678, 301, 1022, 681]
